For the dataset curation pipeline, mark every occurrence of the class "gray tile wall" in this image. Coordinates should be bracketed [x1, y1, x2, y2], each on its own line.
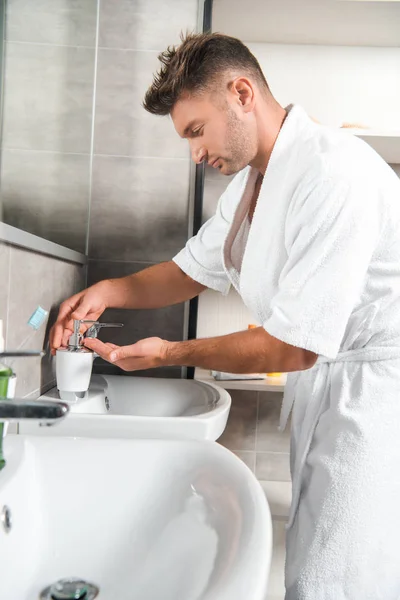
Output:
[219, 390, 291, 483]
[87, 259, 184, 378]
[1, 0, 97, 254]
[1, 0, 199, 386]
[0, 242, 85, 398]
[0, 1, 93, 398]
[87, 0, 198, 376]
[219, 388, 291, 600]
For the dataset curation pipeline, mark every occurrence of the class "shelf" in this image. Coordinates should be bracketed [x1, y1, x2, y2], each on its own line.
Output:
[351, 130, 400, 164]
[213, 0, 400, 47]
[0, 223, 87, 265]
[195, 368, 286, 393]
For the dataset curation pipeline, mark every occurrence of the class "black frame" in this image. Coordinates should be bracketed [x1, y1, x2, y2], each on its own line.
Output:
[186, 0, 213, 379]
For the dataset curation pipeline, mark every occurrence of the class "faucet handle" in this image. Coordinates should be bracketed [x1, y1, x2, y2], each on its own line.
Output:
[82, 321, 124, 339]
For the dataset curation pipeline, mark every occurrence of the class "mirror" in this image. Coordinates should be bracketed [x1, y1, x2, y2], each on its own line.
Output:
[0, 0, 98, 253]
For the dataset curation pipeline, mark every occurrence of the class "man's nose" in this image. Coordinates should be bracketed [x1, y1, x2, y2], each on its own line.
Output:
[190, 143, 207, 165]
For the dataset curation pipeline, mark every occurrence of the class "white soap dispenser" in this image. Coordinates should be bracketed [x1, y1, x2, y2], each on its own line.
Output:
[56, 319, 123, 403]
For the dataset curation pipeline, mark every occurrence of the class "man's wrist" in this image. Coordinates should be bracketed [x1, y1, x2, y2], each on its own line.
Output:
[163, 340, 183, 367]
[96, 278, 118, 310]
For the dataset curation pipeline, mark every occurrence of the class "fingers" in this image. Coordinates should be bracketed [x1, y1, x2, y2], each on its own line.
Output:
[83, 338, 118, 361]
[83, 338, 163, 372]
[83, 339, 141, 363]
[50, 288, 106, 354]
[107, 343, 142, 362]
[50, 293, 83, 354]
[50, 322, 64, 355]
[50, 319, 74, 355]
[61, 328, 74, 348]
[71, 292, 106, 323]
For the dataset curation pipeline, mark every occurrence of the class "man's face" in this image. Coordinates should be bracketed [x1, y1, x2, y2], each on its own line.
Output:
[171, 91, 257, 176]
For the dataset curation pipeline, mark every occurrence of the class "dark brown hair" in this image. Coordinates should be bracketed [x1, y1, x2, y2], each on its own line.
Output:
[143, 32, 270, 116]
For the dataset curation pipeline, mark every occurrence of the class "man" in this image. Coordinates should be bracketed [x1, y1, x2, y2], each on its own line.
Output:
[50, 33, 400, 599]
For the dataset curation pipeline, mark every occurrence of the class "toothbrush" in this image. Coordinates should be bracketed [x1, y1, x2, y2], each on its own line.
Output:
[7, 306, 49, 367]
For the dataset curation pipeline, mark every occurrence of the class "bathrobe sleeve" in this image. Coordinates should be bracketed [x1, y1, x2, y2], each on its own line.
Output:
[172, 170, 247, 295]
[264, 175, 382, 359]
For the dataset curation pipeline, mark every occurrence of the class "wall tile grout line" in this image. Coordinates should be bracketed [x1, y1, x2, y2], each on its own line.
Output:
[255, 390, 260, 455]
[228, 449, 289, 457]
[87, 258, 156, 265]
[98, 46, 164, 54]
[94, 153, 190, 161]
[5, 40, 96, 50]
[2, 148, 91, 156]
[85, 0, 101, 261]
[256, 450, 290, 456]
[1, 148, 190, 162]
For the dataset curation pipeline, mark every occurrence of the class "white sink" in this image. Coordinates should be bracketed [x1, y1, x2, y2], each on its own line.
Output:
[0, 434, 272, 600]
[20, 375, 231, 441]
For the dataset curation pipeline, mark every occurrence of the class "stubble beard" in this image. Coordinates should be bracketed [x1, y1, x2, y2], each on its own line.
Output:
[221, 108, 256, 176]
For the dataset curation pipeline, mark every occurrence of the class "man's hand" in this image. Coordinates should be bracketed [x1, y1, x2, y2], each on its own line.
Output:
[49, 282, 110, 355]
[83, 336, 170, 371]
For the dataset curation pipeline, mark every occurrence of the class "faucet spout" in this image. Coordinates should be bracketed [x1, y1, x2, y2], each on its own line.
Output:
[0, 400, 69, 423]
[0, 349, 69, 472]
[0, 398, 69, 472]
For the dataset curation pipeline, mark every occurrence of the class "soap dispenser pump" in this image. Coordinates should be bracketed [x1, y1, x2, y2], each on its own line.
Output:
[56, 320, 123, 403]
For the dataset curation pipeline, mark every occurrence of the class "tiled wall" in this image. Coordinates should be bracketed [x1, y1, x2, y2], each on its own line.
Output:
[1, 0, 97, 253]
[88, 0, 198, 377]
[87, 261, 185, 379]
[1, 0, 200, 386]
[0, 242, 85, 398]
[0, 0, 93, 398]
[219, 389, 290, 483]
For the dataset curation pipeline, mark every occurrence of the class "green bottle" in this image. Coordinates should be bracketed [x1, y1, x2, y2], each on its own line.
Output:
[0, 320, 13, 470]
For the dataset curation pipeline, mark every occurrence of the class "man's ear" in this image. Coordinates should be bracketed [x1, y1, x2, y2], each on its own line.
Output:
[229, 77, 255, 112]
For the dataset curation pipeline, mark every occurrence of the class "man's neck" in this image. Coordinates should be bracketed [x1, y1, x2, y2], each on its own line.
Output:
[250, 104, 288, 175]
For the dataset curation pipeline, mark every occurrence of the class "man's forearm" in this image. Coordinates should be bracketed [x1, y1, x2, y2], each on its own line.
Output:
[166, 327, 317, 373]
[102, 261, 206, 310]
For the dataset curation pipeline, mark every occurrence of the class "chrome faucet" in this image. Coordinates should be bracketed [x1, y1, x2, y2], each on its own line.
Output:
[0, 399, 68, 422]
[0, 351, 69, 472]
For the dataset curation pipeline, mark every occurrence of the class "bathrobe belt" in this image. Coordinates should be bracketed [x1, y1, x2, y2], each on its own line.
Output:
[278, 346, 400, 529]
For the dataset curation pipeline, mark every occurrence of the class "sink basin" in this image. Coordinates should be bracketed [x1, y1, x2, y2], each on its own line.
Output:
[0, 434, 272, 600]
[19, 375, 231, 441]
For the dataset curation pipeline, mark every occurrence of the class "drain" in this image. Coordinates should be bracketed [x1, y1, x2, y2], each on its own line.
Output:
[40, 578, 99, 600]
[104, 395, 110, 411]
[1, 506, 11, 533]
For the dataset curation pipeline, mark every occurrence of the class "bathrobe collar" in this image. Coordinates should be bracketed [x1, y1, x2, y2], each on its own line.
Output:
[222, 104, 312, 291]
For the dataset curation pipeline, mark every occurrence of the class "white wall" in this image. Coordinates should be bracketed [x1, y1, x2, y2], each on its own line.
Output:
[247, 43, 400, 131]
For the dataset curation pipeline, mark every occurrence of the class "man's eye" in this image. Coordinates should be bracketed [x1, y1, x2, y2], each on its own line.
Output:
[192, 128, 203, 137]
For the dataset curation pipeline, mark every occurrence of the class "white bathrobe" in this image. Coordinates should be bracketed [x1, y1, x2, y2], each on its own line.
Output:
[173, 104, 400, 599]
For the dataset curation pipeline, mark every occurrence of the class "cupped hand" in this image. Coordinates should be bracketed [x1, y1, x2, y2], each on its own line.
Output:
[83, 336, 170, 371]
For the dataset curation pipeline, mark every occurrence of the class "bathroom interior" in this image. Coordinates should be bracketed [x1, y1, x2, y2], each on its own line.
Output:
[0, 0, 399, 598]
